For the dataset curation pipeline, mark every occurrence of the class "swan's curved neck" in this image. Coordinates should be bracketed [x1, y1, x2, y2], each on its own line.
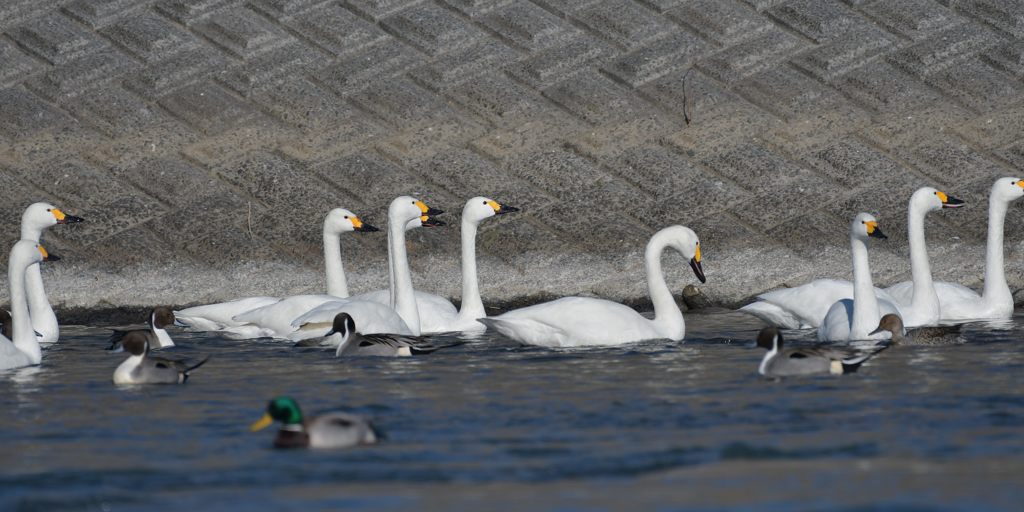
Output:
[323, 229, 348, 298]
[9, 254, 41, 363]
[982, 198, 1011, 305]
[456, 218, 485, 323]
[850, 236, 879, 338]
[907, 204, 938, 314]
[388, 214, 420, 334]
[645, 232, 684, 337]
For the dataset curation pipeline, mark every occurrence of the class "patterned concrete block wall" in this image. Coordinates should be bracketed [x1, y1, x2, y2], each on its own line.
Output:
[2, 0, 1024, 312]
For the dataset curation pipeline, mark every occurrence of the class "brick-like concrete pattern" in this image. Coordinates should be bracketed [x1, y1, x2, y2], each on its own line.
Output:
[2, 0, 1024, 313]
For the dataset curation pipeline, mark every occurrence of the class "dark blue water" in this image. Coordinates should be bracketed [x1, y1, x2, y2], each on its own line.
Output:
[1, 310, 1022, 511]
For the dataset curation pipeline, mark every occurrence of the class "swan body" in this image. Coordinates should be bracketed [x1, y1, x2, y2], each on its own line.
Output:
[818, 213, 903, 342]
[912, 177, 1024, 322]
[1, 241, 58, 370]
[741, 189, 961, 329]
[250, 396, 380, 449]
[352, 197, 519, 333]
[20, 202, 83, 344]
[479, 225, 706, 348]
[757, 327, 887, 377]
[174, 209, 377, 334]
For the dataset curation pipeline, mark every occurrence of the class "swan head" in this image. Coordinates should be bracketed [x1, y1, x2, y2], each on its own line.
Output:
[21, 202, 84, 234]
[912, 187, 965, 212]
[756, 327, 782, 351]
[463, 197, 519, 224]
[324, 208, 379, 234]
[657, 225, 705, 283]
[991, 177, 1024, 203]
[390, 196, 443, 224]
[869, 313, 904, 337]
[251, 396, 303, 431]
[852, 213, 887, 241]
[151, 307, 177, 330]
[13, 241, 60, 268]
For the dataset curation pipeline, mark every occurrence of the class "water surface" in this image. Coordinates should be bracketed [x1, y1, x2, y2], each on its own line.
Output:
[2, 310, 1022, 511]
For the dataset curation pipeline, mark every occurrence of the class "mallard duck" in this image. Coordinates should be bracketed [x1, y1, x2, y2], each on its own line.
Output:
[250, 396, 381, 449]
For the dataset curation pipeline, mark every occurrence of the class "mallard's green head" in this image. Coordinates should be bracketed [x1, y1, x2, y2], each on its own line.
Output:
[251, 396, 303, 431]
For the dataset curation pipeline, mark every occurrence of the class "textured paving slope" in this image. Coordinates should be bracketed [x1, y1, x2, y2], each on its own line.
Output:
[3, 0, 1024, 311]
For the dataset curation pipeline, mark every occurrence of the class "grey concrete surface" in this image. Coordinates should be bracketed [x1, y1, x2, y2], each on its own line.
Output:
[2, 0, 1024, 316]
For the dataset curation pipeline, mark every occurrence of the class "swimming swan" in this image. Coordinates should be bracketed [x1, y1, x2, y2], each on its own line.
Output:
[20, 202, 83, 344]
[1, 241, 59, 370]
[291, 196, 444, 338]
[353, 197, 518, 333]
[478, 225, 705, 348]
[174, 208, 379, 337]
[740, 188, 961, 329]
[817, 213, 903, 342]
[912, 177, 1024, 322]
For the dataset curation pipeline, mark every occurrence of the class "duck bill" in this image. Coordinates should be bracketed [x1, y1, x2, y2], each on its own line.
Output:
[868, 228, 887, 240]
[868, 327, 884, 336]
[942, 196, 965, 209]
[689, 258, 706, 283]
[106, 342, 124, 353]
[250, 413, 274, 432]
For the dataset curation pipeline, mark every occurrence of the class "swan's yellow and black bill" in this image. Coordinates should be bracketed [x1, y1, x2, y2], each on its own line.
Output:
[250, 413, 274, 432]
[52, 208, 84, 224]
[689, 244, 706, 283]
[415, 200, 444, 217]
[491, 201, 519, 215]
[865, 221, 887, 239]
[351, 216, 379, 232]
[421, 215, 446, 228]
[1017, 180, 1024, 189]
[37, 245, 60, 262]
[936, 191, 965, 208]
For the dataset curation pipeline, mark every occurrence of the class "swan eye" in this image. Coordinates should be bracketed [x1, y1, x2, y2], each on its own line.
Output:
[344, 215, 349, 219]
[483, 201, 487, 205]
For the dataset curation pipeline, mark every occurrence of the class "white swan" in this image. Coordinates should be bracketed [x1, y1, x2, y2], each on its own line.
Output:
[818, 213, 903, 342]
[351, 197, 518, 333]
[739, 188, 961, 329]
[291, 196, 445, 338]
[1, 241, 59, 370]
[478, 225, 705, 348]
[174, 208, 378, 335]
[916, 177, 1024, 321]
[20, 202, 83, 344]
[882, 187, 964, 327]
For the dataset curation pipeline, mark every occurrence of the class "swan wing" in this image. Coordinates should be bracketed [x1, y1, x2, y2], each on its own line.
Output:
[231, 295, 338, 339]
[932, 281, 983, 316]
[738, 301, 805, 329]
[175, 296, 280, 330]
[883, 281, 914, 305]
[352, 289, 458, 333]
[289, 299, 413, 340]
[481, 297, 665, 347]
[755, 279, 854, 328]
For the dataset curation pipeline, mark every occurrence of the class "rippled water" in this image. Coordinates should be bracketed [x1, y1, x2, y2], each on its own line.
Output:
[2, 310, 1023, 511]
